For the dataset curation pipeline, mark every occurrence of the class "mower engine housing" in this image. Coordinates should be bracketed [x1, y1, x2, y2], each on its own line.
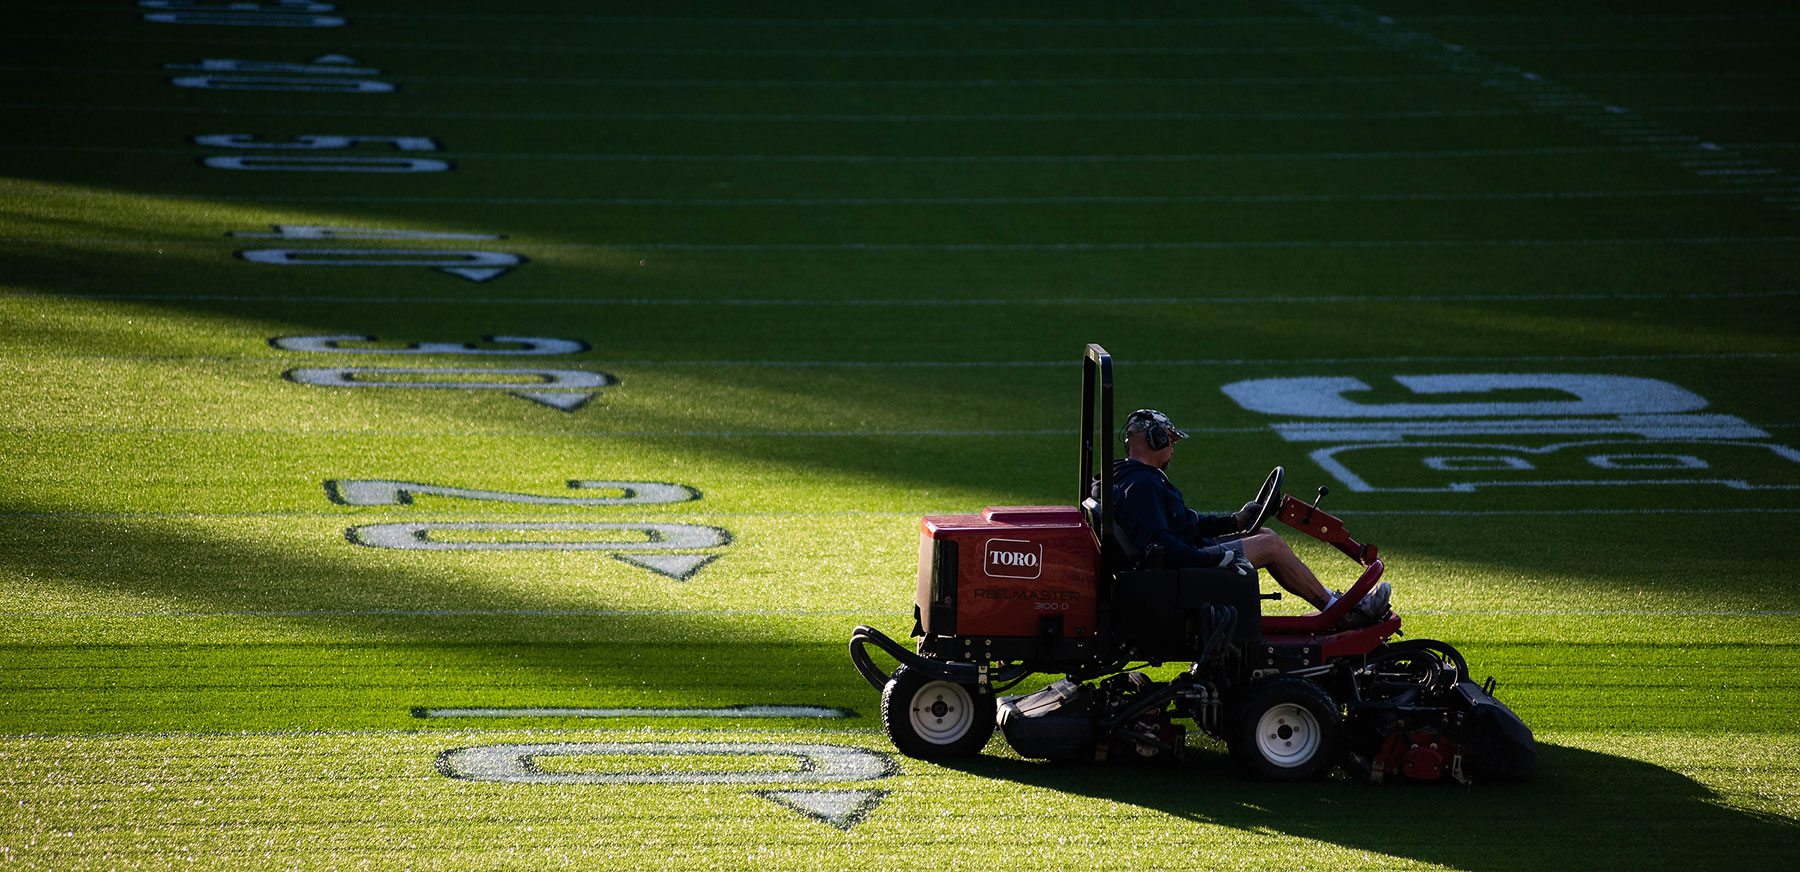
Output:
[915, 506, 1103, 662]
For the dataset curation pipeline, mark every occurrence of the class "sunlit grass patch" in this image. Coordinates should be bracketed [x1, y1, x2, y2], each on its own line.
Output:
[0, 728, 1793, 870]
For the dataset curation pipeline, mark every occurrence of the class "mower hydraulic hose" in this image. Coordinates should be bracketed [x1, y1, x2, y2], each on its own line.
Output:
[1195, 605, 1238, 665]
[848, 625, 1030, 691]
[847, 626, 898, 690]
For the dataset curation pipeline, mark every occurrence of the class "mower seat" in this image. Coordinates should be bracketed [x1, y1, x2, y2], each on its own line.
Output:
[1112, 566, 1264, 656]
[1261, 559, 1385, 635]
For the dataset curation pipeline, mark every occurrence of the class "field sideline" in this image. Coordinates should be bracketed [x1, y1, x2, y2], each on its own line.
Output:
[3, 1, 1798, 869]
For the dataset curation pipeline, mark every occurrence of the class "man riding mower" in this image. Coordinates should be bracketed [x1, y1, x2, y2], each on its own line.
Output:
[848, 344, 1534, 783]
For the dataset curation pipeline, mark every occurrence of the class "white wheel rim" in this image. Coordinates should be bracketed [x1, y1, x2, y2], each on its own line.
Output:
[908, 681, 975, 745]
[1255, 702, 1322, 768]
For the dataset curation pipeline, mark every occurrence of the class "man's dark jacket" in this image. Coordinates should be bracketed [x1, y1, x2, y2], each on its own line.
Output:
[1109, 458, 1240, 568]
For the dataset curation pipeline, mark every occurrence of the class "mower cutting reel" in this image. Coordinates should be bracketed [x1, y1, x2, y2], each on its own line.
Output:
[846, 343, 1534, 783]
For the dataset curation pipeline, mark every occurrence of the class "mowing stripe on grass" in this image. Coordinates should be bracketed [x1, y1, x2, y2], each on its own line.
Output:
[17, 504, 1800, 518]
[24, 106, 1800, 122]
[25, 31, 1800, 55]
[15, 424, 1798, 441]
[0, 609, 892, 618]
[29, 66, 1799, 91]
[17, 140, 1796, 162]
[10, 235, 1798, 252]
[0, 509, 935, 519]
[7, 352, 1799, 383]
[0, 726, 888, 740]
[343, 12, 1800, 25]
[40, 10, 1800, 25]
[29, 12, 1326, 26]
[7, 351, 1800, 367]
[1413, 13, 1800, 23]
[20, 189, 1794, 207]
[518, 237, 1800, 252]
[0, 69, 1468, 87]
[8, 607, 1799, 620]
[12, 291, 1793, 307]
[1342, 508, 1800, 517]
[12, 104, 1793, 123]
[1454, 41, 1800, 52]
[11, 38, 1403, 57]
[129, 71, 1800, 89]
[278, 13, 1328, 27]
[1411, 610, 1800, 616]
[412, 706, 853, 719]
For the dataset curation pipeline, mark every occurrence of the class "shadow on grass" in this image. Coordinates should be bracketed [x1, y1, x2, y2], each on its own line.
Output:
[0, 507, 873, 732]
[945, 741, 1798, 870]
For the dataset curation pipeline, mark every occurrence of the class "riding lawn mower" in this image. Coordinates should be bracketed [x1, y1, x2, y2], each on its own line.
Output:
[849, 344, 1535, 783]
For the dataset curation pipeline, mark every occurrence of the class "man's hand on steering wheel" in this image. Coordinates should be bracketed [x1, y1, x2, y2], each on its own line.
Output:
[1236, 466, 1285, 535]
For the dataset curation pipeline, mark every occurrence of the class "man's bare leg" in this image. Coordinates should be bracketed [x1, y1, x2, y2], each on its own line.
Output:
[1236, 529, 1333, 609]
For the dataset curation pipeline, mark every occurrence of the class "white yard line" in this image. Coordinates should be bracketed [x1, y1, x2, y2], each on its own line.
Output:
[1285, 0, 1800, 204]
[414, 706, 852, 719]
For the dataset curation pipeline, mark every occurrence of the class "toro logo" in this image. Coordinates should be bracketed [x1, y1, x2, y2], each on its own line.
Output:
[983, 538, 1042, 580]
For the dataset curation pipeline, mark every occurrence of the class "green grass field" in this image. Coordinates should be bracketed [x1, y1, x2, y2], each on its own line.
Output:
[4, 0, 1798, 868]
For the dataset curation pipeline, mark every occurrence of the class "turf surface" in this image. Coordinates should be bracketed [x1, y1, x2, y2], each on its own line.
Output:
[3, 0, 1798, 868]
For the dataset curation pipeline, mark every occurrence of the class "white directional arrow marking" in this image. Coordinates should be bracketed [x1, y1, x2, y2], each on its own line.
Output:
[612, 553, 719, 581]
[439, 266, 513, 282]
[510, 391, 596, 411]
[755, 790, 889, 830]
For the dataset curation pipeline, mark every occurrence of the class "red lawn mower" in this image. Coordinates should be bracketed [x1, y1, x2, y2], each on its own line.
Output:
[849, 344, 1534, 783]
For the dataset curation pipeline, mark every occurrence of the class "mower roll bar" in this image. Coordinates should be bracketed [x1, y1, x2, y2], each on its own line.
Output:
[1080, 343, 1114, 553]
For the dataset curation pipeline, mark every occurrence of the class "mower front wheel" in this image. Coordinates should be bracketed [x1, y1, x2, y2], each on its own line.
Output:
[1230, 676, 1342, 781]
[880, 666, 996, 759]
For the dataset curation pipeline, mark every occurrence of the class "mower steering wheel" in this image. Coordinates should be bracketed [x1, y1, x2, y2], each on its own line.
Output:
[1242, 466, 1284, 535]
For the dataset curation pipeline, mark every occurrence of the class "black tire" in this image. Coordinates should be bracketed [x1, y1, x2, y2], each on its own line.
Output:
[880, 666, 997, 759]
[1229, 676, 1342, 781]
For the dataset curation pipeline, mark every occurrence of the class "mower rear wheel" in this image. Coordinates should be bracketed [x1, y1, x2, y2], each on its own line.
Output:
[881, 666, 996, 759]
[1230, 676, 1341, 781]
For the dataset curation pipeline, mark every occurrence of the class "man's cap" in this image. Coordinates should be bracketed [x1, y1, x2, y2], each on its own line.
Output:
[1121, 408, 1189, 443]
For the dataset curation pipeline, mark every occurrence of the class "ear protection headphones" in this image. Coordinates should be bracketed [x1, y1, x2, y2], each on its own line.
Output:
[1145, 420, 1172, 451]
[1123, 409, 1174, 451]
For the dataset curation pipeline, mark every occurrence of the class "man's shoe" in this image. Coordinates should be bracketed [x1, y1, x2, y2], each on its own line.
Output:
[1354, 581, 1392, 621]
